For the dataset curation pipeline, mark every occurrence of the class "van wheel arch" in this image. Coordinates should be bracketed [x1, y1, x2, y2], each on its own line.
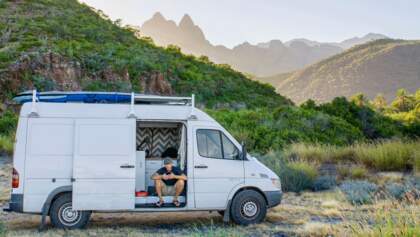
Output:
[42, 186, 73, 215]
[231, 187, 269, 206]
[48, 191, 72, 214]
[49, 193, 91, 229]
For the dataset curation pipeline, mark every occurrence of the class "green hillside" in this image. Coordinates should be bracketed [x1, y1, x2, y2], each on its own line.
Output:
[276, 39, 420, 103]
[0, 0, 418, 158]
[0, 0, 290, 108]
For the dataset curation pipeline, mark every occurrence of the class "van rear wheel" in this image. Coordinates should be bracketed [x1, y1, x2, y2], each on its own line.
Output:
[230, 190, 267, 225]
[50, 193, 91, 229]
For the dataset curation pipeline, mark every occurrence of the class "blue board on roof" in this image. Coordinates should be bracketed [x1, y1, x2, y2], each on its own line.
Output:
[13, 91, 132, 104]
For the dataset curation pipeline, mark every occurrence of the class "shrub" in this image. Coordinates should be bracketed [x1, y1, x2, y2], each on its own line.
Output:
[288, 161, 318, 180]
[350, 166, 368, 179]
[313, 175, 337, 191]
[354, 140, 416, 171]
[280, 164, 316, 192]
[315, 97, 405, 139]
[256, 152, 319, 192]
[384, 182, 408, 199]
[0, 134, 13, 156]
[0, 110, 18, 135]
[405, 177, 420, 199]
[340, 180, 378, 205]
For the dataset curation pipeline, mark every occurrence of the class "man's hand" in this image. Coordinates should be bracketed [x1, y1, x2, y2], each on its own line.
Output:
[166, 173, 176, 180]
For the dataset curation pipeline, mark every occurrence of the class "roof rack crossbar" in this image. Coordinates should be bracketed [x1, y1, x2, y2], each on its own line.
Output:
[133, 95, 192, 105]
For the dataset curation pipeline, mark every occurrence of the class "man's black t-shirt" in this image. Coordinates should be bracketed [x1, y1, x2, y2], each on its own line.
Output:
[156, 166, 183, 186]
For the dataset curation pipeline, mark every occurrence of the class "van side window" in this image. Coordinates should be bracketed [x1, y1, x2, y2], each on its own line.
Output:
[197, 129, 239, 160]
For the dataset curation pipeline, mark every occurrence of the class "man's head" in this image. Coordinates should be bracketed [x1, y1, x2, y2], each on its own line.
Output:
[163, 158, 173, 171]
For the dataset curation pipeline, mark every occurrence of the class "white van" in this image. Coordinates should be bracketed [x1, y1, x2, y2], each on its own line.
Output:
[4, 91, 282, 229]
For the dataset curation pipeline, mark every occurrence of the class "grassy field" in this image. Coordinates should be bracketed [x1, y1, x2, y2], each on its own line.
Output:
[0, 157, 419, 237]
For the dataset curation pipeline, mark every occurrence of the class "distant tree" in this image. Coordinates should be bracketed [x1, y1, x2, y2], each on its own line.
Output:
[415, 89, 420, 105]
[198, 55, 210, 63]
[300, 99, 317, 110]
[350, 93, 368, 107]
[371, 94, 387, 112]
[114, 18, 123, 27]
[166, 44, 181, 53]
[391, 89, 415, 112]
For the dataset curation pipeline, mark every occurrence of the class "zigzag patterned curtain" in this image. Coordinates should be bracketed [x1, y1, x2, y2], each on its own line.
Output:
[136, 126, 181, 157]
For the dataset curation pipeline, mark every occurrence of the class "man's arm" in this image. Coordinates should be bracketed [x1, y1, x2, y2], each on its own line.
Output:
[172, 173, 187, 181]
[168, 168, 187, 181]
[151, 172, 163, 180]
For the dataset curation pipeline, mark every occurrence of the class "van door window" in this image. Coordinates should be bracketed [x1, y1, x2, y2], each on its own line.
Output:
[221, 133, 239, 160]
[197, 129, 239, 160]
[197, 130, 223, 159]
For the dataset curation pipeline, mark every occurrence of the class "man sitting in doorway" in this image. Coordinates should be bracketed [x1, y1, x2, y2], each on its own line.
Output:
[152, 158, 187, 207]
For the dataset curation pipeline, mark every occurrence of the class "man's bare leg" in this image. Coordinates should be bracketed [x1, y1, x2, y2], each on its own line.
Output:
[174, 180, 185, 203]
[155, 180, 164, 203]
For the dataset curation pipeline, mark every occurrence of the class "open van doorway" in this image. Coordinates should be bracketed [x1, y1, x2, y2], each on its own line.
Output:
[134, 121, 187, 208]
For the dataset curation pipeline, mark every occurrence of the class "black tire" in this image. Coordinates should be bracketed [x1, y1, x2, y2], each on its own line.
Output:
[230, 190, 267, 225]
[50, 193, 91, 229]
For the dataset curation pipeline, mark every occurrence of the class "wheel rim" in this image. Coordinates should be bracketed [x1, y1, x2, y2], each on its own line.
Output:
[241, 201, 258, 218]
[58, 203, 81, 226]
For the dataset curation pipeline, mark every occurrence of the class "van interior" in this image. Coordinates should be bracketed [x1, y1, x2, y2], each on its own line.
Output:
[134, 121, 187, 208]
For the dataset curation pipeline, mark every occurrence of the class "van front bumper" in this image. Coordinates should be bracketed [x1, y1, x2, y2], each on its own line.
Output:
[3, 194, 23, 213]
[264, 190, 282, 208]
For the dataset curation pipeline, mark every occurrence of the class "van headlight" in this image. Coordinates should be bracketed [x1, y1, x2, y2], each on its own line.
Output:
[271, 178, 281, 189]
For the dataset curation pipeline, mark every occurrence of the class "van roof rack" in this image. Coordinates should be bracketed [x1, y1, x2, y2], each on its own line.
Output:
[13, 90, 193, 105]
[15, 90, 197, 119]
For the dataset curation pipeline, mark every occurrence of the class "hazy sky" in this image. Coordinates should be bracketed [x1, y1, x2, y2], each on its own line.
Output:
[81, 0, 420, 48]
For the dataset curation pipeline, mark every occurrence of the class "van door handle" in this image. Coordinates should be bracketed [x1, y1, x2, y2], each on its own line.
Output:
[194, 165, 208, 169]
[120, 164, 135, 168]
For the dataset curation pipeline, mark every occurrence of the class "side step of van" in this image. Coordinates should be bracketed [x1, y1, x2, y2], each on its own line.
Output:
[135, 196, 186, 208]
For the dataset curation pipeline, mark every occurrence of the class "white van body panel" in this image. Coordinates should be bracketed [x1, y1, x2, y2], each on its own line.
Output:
[72, 118, 136, 210]
[11, 117, 28, 195]
[23, 118, 74, 212]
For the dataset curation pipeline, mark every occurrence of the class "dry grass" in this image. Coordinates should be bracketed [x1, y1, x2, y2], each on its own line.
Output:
[0, 157, 419, 237]
[285, 140, 420, 172]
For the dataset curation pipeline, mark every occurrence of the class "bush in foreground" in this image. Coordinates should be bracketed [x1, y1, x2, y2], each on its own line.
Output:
[313, 175, 337, 191]
[257, 151, 319, 192]
[340, 180, 378, 205]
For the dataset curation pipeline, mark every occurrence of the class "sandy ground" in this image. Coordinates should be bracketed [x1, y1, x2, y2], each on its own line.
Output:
[0, 157, 419, 237]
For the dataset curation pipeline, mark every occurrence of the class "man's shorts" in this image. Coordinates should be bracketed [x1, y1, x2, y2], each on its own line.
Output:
[162, 183, 176, 196]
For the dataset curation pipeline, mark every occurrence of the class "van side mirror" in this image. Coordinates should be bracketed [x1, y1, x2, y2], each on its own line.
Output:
[240, 142, 247, 160]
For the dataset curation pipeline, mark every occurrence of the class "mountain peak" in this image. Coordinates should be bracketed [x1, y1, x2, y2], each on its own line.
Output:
[179, 14, 194, 28]
[364, 33, 388, 39]
[151, 12, 166, 21]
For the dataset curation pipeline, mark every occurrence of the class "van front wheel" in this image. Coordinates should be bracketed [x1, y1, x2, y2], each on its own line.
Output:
[230, 190, 267, 225]
[50, 193, 91, 229]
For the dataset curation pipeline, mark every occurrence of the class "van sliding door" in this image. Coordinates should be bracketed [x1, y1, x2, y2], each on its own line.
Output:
[72, 119, 136, 211]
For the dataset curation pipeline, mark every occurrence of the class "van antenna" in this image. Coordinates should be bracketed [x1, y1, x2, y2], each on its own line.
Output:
[188, 94, 197, 120]
[127, 92, 137, 118]
[29, 89, 39, 117]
